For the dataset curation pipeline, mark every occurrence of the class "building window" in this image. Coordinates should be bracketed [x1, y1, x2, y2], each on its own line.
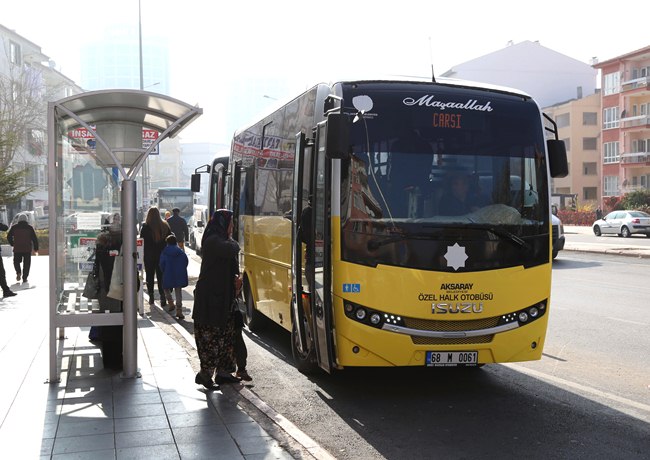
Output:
[583, 112, 597, 125]
[10, 41, 22, 65]
[583, 137, 597, 150]
[583, 187, 597, 200]
[603, 107, 619, 129]
[556, 113, 570, 128]
[603, 142, 619, 163]
[603, 72, 621, 96]
[603, 176, 619, 196]
[583, 162, 597, 175]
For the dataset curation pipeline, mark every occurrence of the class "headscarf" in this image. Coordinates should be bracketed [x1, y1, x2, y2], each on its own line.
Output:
[202, 209, 233, 243]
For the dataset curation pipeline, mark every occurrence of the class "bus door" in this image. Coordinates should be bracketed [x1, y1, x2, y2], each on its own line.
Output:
[291, 132, 313, 371]
[311, 121, 335, 372]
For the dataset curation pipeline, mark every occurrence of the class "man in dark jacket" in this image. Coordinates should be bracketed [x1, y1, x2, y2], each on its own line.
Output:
[166, 208, 189, 251]
[7, 214, 39, 285]
[0, 222, 17, 297]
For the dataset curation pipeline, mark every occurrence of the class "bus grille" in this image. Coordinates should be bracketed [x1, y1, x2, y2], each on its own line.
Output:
[412, 335, 494, 345]
[404, 317, 499, 345]
[404, 316, 500, 331]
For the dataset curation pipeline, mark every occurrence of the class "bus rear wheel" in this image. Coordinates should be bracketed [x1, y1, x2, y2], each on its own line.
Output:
[291, 313, 317, 374]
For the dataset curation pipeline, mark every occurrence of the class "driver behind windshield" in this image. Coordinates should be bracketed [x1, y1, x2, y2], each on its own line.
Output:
[439, 171, 483, 216]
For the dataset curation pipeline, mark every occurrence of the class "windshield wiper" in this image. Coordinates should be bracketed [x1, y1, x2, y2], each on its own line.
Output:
[464, 224, 530, 250]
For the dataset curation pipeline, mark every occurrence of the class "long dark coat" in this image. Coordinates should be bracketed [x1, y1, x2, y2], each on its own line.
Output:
[192, 233, 240, 327]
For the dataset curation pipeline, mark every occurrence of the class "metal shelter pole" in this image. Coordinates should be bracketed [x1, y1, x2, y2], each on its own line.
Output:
[121, 179, 139, 377]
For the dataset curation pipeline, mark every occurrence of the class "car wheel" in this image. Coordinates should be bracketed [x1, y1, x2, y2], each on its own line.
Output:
[593, 225, 601, 236]
[621, 226, 631, 238]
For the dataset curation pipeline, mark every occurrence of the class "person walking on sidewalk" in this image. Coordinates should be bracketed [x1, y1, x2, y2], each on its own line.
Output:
[192, 209, 242, 389]
[140, 207, 171, 307]
[0, 222, 17, 297]
[7, 214, 39, 285]
[159, 234, 188, 320]
[166, 207, 189, 251]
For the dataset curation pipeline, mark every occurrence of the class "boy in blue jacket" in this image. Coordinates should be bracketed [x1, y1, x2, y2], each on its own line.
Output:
[159, 234, 188, 320]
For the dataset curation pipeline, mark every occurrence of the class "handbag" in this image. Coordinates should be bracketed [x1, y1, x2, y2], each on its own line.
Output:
[82, 271, 100, 299]
[106, 254, 123, 300]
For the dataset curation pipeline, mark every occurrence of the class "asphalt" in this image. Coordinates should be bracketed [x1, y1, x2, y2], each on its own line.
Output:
[0, 227, 646, 459]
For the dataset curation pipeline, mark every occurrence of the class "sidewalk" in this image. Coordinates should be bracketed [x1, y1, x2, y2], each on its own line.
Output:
[563, 225, 650, 258]
[0, 255, 328, 459]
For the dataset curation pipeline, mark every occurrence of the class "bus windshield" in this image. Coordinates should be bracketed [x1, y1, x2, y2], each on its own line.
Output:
[157, 189, 194, 220]
[339, 84, 550, 271]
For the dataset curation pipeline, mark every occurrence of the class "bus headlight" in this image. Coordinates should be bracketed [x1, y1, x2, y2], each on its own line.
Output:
[355, 308, 367, 320]
[370, 313, 381, 325]
[518, 312, 529, 323]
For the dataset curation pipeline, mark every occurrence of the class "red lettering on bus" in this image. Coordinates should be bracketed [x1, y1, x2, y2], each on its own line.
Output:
[432, 113, 462, 129]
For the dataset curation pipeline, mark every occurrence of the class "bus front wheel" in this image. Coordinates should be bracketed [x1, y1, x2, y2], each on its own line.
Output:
[291, 314, 317, 374]
[243, 282, 264, 332]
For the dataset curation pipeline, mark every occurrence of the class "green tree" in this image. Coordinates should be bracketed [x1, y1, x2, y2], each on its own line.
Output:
[0, 164, 33, 203]
[620, 190, 650, 213]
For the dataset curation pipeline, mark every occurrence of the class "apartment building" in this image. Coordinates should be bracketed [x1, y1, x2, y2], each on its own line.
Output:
[593, 45, 650, 198]
[544, 92, 601, 207]
[0, 24, 82, 218]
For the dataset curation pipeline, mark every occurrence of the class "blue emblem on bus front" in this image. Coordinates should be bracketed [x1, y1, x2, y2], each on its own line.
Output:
[343, 283, 361, 293]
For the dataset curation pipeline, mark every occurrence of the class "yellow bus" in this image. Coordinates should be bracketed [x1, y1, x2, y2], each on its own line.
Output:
[209, 79, 567, 374]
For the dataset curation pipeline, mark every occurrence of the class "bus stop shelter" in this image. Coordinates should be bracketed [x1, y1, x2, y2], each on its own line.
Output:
[47, 90, 202, 381]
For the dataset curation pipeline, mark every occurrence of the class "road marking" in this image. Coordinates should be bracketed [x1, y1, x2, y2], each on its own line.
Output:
[505, 363, 650, 414]
[604, 316, 648, 326]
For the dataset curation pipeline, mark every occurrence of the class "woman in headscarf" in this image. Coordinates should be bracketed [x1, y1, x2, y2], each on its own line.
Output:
[192, 209, 242, 389]
[140, 207, 172, 307]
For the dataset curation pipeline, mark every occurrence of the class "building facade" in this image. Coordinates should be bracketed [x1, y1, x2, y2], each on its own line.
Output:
[543, 92, 601, 207]
[0, 24, 82, 220]
[593, 46, 650, 199]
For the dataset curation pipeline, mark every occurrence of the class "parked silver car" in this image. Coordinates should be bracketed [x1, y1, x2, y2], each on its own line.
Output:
[592, 210, 650, 237]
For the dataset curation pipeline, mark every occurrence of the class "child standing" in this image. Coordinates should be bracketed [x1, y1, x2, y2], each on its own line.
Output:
[159, 234, 188, 320]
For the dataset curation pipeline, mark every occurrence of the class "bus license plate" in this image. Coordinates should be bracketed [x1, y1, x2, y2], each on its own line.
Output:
[426, 351, 478, 367]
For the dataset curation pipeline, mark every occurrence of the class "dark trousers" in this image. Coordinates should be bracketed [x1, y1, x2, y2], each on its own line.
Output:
[144, 261, 165, 299]
[234, 327, 247, 371]
[0, 256, 9, 291]
[13, 252, 32, 281]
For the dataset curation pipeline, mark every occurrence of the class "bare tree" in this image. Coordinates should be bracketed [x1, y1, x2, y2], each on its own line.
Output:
[0, 61, 47, 203]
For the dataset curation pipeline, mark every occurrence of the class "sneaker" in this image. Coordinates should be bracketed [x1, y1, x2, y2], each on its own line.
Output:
[3, 290, 17, 298]
[21, 281, 29, 288]
[236, 369, 252, 381]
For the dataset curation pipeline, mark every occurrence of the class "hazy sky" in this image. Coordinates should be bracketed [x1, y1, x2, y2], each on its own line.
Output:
[4, 1, 648, 144]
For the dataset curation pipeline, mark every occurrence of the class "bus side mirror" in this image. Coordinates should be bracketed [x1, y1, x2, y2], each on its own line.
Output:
[547, 139, 568, 178]
[191, 173, 201, 192]
[325, 113, 350, 160]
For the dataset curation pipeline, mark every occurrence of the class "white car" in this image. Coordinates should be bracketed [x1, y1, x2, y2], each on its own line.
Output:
[551, 213, 565, 259]
[592, 210, 650, 238]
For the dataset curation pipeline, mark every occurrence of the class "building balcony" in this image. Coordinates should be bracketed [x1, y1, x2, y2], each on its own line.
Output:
[620, 151, 650, 167]
[621, 76, 650, 94]
[620, 115, 650, 131]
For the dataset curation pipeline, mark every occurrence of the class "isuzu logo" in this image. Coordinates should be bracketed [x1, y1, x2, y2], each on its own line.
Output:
[432, 303, 483, 314]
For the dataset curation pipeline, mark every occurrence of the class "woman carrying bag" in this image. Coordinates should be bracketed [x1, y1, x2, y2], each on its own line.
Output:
[192, 209, 242, 389]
